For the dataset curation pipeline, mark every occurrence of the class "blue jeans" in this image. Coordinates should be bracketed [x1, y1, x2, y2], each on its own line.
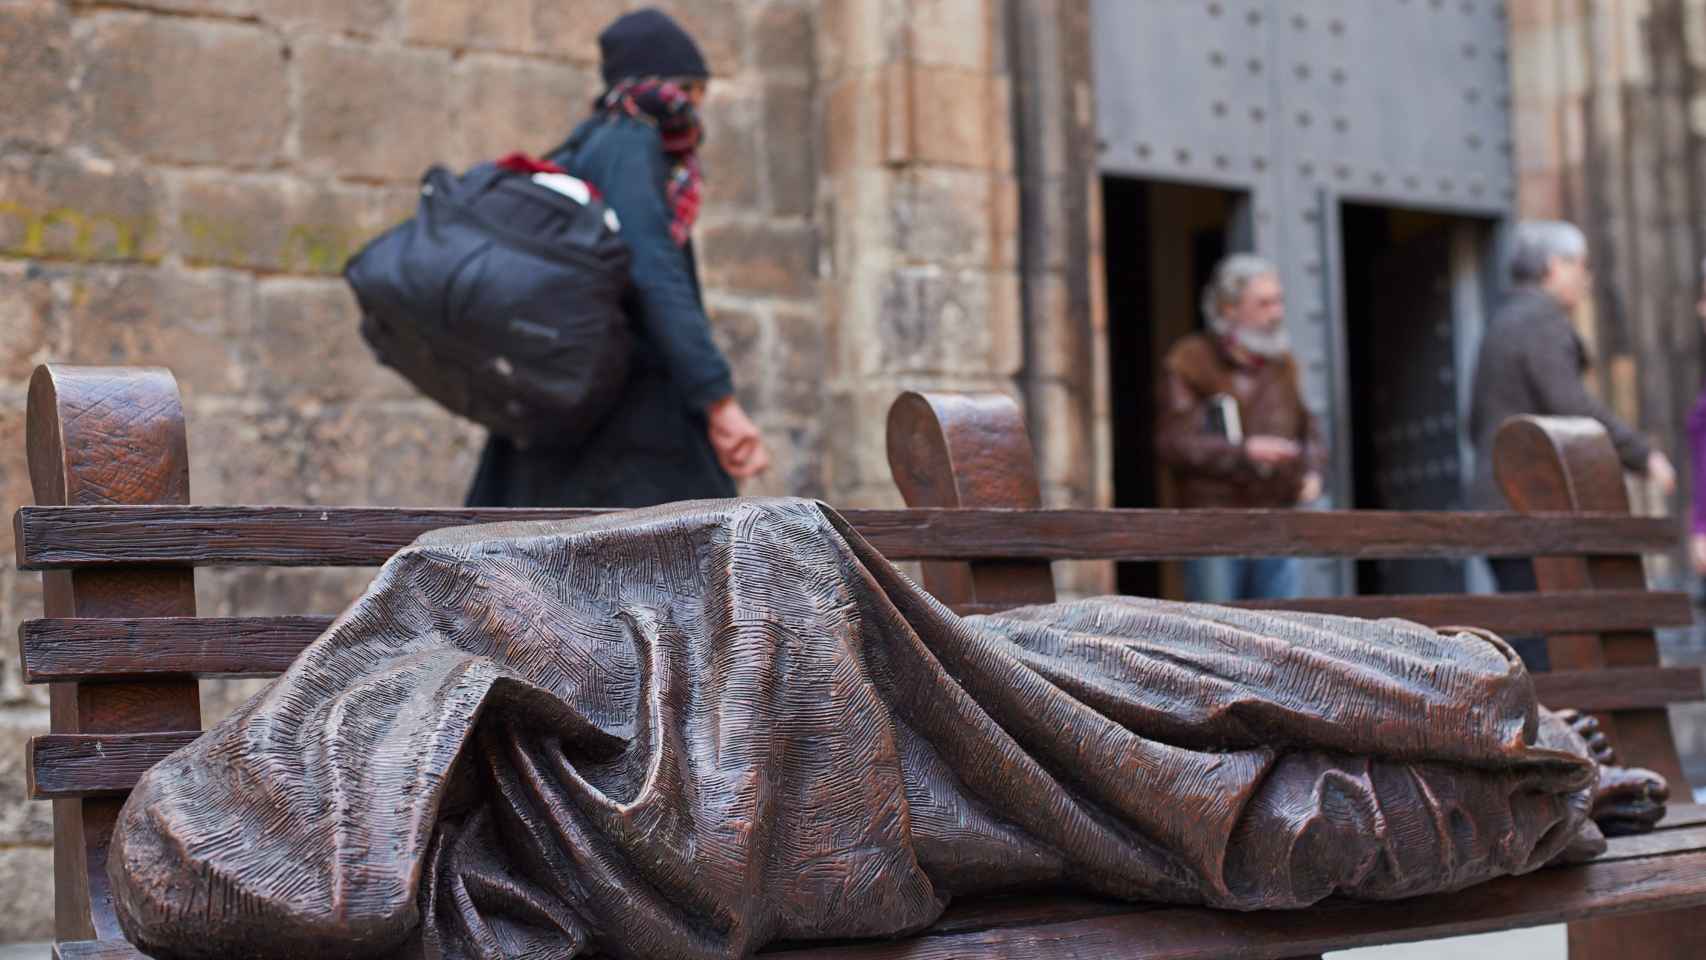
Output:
[1183, 556, 1300, 603]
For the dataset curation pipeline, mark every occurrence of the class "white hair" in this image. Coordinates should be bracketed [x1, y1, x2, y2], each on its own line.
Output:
[1199, 254, 1291, 357]
[1200, 253, 1280, 328]
[1507, 220, 1587, 285]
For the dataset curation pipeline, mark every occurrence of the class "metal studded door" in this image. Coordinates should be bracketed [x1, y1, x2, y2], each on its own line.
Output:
[1094, 0, 1515, 595]
[1359, 222, 1468, 594]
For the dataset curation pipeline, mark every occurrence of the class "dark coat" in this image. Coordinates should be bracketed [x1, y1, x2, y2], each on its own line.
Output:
[466, 115, 736, 508]
[1467, 287, 1651, 509]
[1154, 333, 1327, 508]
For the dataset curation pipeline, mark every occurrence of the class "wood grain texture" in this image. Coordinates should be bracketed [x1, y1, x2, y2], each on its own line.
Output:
[21, 616, 332, 681]
[29, 733, 197, 800]
[14, 504, 1677, 569]
[1530, 667, 1705, 713]
[26, 365, 202, 944]
[885, 390, 1056, 609]
[768, 840, 1706, 959]
[48, 820, 1706, 960]
[54, 942, 149, 960]
[1495, 414, 1701, 958]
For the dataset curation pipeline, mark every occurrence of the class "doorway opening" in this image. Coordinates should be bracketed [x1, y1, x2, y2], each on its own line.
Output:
[1101, 176, 1250, 598]
[1339, 203, 1493, 596]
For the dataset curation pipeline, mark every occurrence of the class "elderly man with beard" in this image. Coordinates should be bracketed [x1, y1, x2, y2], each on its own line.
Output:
[1156, 254, 1326, 602]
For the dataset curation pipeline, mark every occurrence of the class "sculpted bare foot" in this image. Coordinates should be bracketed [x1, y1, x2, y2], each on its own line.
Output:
[1557, 708, 1616, 765]
[1556, 709, 1667, 836]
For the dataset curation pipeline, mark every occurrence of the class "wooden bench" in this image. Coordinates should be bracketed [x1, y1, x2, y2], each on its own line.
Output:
[15, 365, 1706, 959]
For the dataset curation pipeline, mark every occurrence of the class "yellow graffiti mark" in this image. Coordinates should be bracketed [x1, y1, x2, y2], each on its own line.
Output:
[0, 200, 158, 262]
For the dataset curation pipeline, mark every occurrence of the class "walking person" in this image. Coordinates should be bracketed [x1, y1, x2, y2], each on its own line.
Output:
[467, 8, 769, 509]
[1155, 254, 1327, 602]
[1468, 220, 1676, 667]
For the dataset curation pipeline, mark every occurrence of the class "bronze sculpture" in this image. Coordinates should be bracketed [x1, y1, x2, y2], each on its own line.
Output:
[108, 499, 1666, 959]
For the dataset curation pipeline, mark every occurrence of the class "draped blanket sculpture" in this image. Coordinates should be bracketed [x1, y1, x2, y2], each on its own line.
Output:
[110, 499, 1654, 959]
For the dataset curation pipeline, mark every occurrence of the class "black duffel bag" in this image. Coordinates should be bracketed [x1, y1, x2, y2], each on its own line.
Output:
[345, 162, 632, 450]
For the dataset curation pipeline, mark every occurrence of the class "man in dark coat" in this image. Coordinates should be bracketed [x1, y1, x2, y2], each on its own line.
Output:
[1467, 219, 1676, 665]
[468, 8, 769, 508]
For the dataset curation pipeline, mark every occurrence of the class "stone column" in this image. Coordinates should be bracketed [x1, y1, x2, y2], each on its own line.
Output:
[817, 0, 1023, 507]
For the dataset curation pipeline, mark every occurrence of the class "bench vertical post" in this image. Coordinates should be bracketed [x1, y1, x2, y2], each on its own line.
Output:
[886, 391, 1056, 611]
[23, 365, 201, 942]
[1495, 414, 1703, 959]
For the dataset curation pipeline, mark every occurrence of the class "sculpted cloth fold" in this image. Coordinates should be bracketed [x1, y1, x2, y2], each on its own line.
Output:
[109, 499, 1603, 959]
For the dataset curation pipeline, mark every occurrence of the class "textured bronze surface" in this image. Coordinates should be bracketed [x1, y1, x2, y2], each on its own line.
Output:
[106, 499, 1643, 959]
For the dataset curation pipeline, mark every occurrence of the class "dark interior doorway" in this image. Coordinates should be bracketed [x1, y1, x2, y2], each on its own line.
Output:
[1101, 176, 1249, 598]
[1340, 203, 1491, 595]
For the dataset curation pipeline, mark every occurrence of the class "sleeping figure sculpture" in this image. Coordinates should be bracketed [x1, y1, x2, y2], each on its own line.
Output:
[109, 500, 1667, 959]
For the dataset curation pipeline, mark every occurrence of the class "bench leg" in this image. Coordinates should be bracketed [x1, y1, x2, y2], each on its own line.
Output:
[1570, 911, 1706, 958]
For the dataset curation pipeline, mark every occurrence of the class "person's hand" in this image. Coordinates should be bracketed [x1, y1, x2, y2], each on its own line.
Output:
[1244, 435, 1301, 466]
[1691, 533, 1706, 576]
[706, 396, 771, 480]
[1298, 471, 1323, 504]
[1646, 450, 1677, 497]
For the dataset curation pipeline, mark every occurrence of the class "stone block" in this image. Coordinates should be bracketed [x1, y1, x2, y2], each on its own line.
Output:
[0, 154, 165, 263]
[909, 65, 1003, 170]
[174, 174, 395, 275]
[822, 384, 903, 494]
[697, 220, 818, 298]
[894, 167, 995, 267]
[908, 0, 990, 70]
[0, 844, 53, 942]
[0, 261, 69, 386]
[0, 1, 73, 150]
[244, 277, 414, 402]
[184, 400, 312, 505]
[817, 0, 889, 80]
[771, 301, 825, 414]
[78, 13, 288, 167]
[1032, 378, 1090, 495]
[763, 81, 816, 216]
[0, 710, 51, 845]
[0, 405, 35, 565]
[708, 303, 763, 406]
[755, 1, 813, 76]
[651, 0, 745, 77]
[340, 406, 483, 506]
[3, 572, 49, 706]
[59, 265, 252, 398]
[298, 40, 455, 181]
[531, 0, 629, 62]
[823, 68, 899, 175]
[877, 266, 1020, 376]
[257, 0, 398, 36]
[404, 0, 531, 50]
[699, 89, 763, 211]
[454, 55, 598, 168]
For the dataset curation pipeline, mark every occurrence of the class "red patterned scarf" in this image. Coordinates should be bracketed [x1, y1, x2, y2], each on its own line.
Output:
[599, 79, 704, 246]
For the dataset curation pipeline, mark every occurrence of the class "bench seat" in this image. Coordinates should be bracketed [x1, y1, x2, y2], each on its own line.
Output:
[51, 805, 1706, 959]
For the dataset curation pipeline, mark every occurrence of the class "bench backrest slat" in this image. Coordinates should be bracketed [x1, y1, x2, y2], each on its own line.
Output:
[18, 588, 1694, 684]
[15, 505, 1674, 568]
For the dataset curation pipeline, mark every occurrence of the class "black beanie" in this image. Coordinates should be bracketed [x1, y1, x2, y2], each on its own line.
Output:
[599, 8, 710, 86]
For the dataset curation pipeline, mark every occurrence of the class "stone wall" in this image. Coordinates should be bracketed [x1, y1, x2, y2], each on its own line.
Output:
[0, 0, 821, 941]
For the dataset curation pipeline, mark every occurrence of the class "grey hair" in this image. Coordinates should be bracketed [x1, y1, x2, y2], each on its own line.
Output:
[1507, 220, 1587, 285]
[1200, 253, 1280, 328]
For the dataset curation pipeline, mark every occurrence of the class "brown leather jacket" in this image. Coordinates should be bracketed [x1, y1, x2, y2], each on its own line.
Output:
[1155, 333, 1327, 508]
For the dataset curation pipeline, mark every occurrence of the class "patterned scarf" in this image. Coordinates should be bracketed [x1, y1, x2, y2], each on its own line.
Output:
[599, 79, 704, 246]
